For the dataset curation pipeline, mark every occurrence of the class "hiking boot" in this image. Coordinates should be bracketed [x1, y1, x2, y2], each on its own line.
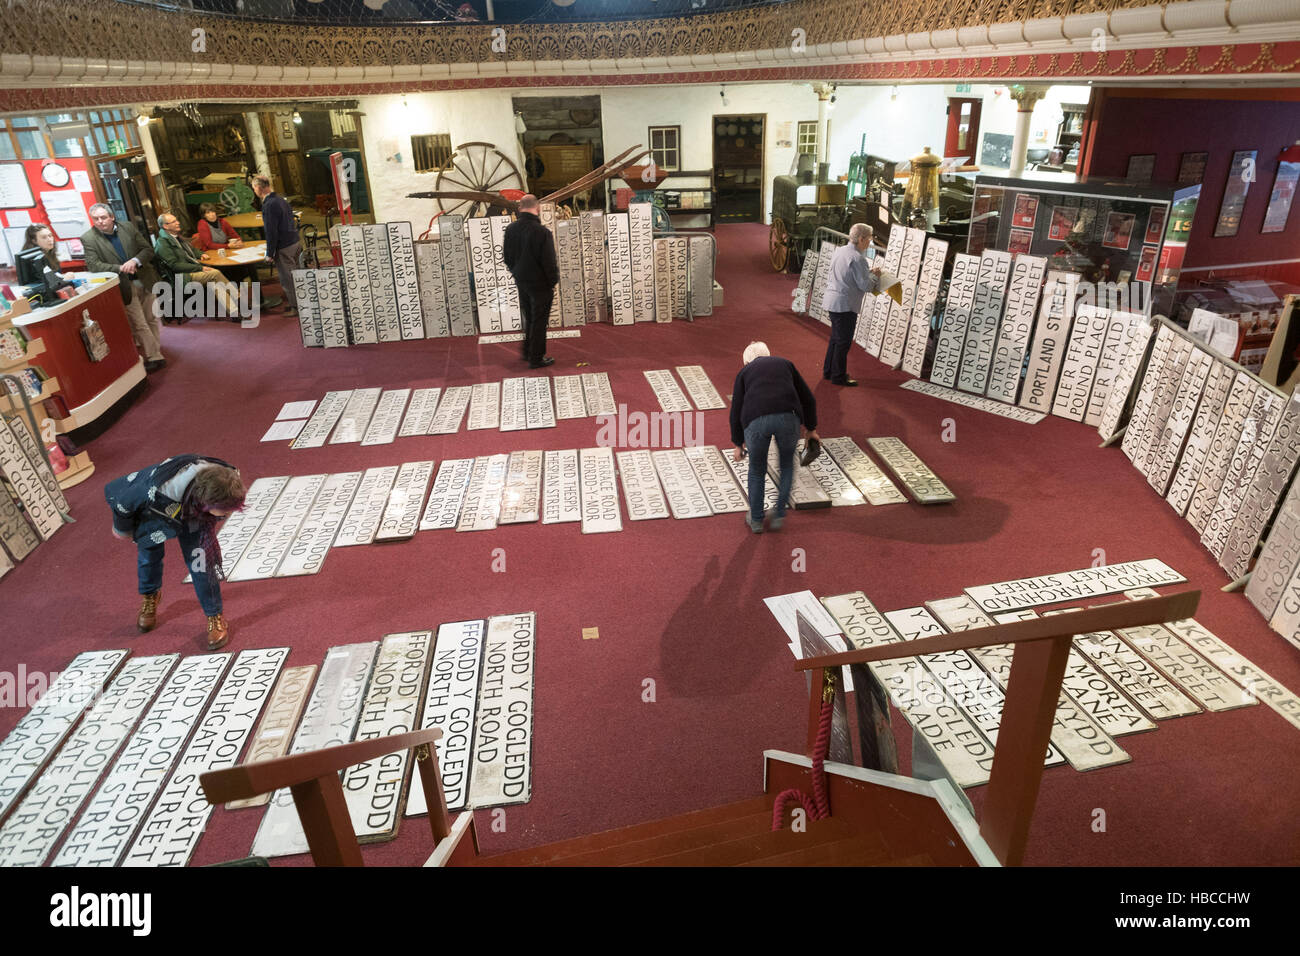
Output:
[138, 591, 161, 632]
[206, 614, 230, 651]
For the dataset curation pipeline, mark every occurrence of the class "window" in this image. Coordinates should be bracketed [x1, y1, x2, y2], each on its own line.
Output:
[797, 121, 818, 156]
[411, 133, 453, 173]
[648, 126, 680, 172]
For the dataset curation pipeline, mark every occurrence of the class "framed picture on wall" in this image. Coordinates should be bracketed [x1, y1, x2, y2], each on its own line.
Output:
[1126, 154, 1156, 186]
[1214, 149, 1258, 238]
[1176, 151, 1208, 186]
[1262, 160, 1299, 234]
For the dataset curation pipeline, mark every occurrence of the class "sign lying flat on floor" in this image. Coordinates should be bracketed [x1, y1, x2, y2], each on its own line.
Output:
[499, 450, 543, 525]
[252, 642, 378, 858]
[901, 379, 1045, 423]
[1117, 625, 1255, 713]
[579, 446, 622, 533]
[51, 653, 230, 867]
[181, 474, 283, 583]
[457, 454, 510, 532]
[653, 448, 713, 518]
[1061, 643, 1158, 735]
[0, 654, 177, 867]
[468, 382, 501, 431]
[725, 446, 777, 513]
[542, 449, 581, 524]
[525, 376, 556, 429]
[420, 457, 476, 531]
[226, 473, 327, 581]
[399, 387, 443, 438]
[468, 612, 536, 808]
[581, 372, 617, 417]
[0, 649, 128, 822]
[1164, 618, 1300, 732]
[408, 621, 484, 815]
[375, 460, 435, 541]
[333, 466, 399, 547]
[766, 442, 831, 510]
[341, 632, 432, 843]
[553, 376, 587, 420]
[821, 436, 906, 504]
[225, 664, 317, 809]
[797, 439, 864, 506]
[684, 445, 748, 514]
[328, 387, 383, 444]
[887, 606, 1066, 770]
[617, 449, 671, 521]
[360, 389, 411, 446]
[964, 559, 1185, 613]
[675, 365, 726, 410]
[123, 646, 289, 867]
[500, 377, 527, 432]
[645, 369, 693, 414]
[867, 437, 954, 503]
[1073, 629, 1201, 720]
[277, 471, 362, 577]
[261, 419, 306, 442]
[428, 385, 473, 435]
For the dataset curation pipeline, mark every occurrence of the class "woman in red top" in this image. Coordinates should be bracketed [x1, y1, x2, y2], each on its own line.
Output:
[195, 203, 243, 251]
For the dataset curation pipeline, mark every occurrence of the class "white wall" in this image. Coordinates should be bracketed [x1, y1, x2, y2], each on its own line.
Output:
[356, 81, 1061, 224]
[973, 84, 1092, 168]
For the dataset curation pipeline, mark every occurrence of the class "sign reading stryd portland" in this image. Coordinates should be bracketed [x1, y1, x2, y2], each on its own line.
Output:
[964, 559, 1186, 612]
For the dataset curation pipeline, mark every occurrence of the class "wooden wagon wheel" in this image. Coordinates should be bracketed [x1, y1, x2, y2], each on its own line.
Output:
[769, 218, 791, 272]
[435, 142, 525, 219]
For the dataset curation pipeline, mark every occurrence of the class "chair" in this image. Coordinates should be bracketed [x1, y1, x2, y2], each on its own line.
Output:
[299, 223, 321, 269]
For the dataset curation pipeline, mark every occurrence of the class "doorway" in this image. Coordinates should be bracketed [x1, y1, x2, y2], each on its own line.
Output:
[97, 155, 156, 240]
[713, 114, 765, 223]
[944, 99, 981, 160]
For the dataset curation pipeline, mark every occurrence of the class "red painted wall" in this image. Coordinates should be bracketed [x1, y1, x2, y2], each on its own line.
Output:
[1084, 89, 1300, 284]
[0, 157, 97, 266]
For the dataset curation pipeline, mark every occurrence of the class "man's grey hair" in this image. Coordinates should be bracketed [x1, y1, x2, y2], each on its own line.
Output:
[849, 223, 874, 243]
[88, 203, 113, 218]
[157, 213, 177, 230]
[252, 175, 272, 190]
[742, 341, 770, 365]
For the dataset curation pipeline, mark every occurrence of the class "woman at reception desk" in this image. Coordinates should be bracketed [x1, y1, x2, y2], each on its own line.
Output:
[6, 274, 146, 432]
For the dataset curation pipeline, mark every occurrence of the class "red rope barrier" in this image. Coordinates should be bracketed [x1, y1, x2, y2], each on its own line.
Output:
[771, 686, 834, 830]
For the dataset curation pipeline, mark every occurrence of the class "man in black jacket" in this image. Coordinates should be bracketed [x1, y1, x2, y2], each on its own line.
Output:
[502, 195, 560, 368]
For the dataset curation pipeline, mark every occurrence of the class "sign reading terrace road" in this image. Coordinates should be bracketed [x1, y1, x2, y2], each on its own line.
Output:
[964, 559, 1185, 612]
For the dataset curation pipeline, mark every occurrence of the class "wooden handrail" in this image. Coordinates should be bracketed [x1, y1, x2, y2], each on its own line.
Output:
[797, 589, 1200, 866]
[793, 591, 1200, 670]
[201, 728, 452, 867]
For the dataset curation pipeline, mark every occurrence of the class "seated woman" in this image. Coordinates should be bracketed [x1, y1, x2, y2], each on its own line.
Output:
[18, 224, 76, 301]
[195, 203, 243, 251]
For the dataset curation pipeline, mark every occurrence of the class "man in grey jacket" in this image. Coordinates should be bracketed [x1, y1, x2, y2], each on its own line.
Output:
[821, 223, 882, 387]
[82, 204, 166, 371]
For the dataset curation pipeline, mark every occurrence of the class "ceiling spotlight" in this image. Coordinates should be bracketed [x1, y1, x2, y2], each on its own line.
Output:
[292, 110, 302, 125]
[890, 86, 900, 100]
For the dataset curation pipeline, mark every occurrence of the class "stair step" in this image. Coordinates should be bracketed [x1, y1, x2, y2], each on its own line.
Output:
[737, 831, 891, 867]
[629, 816, 859, 867]
[472, 796, 772, 866]
[543, 809, 776, 867]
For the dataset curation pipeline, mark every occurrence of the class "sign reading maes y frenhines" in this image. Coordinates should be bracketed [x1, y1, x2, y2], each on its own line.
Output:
[965, 559, 1185, 612]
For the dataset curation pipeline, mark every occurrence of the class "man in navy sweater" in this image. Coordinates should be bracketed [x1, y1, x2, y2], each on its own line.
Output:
[729, 342, 820, 533]
[252, 175, 302, 315]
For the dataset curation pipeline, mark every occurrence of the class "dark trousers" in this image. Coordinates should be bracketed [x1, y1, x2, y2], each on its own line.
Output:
[137, 528, 222, 616]
[517, 283, 554, 363]
[823, 309, 858, 382]
[744, 412, 799, 521]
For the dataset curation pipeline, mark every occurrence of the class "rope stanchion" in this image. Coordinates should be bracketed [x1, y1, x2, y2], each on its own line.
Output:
[771, 670, 835, 830]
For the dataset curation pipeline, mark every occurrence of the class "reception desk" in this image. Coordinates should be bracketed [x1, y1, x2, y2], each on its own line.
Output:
[11, 275, 145, 430]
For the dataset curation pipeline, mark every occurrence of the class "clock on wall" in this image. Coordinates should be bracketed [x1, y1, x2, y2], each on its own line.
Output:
[41, 162, 70, 188]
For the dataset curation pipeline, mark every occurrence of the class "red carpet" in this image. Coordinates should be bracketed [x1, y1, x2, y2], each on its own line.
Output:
[2, 223, 1298, 866]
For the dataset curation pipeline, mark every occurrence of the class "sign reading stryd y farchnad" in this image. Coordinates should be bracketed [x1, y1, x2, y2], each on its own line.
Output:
[964, 559, 1186, 613]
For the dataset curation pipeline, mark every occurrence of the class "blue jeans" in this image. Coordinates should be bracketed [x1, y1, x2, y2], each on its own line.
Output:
[137, 527, 222, 616]
[744, 412, 799, 521]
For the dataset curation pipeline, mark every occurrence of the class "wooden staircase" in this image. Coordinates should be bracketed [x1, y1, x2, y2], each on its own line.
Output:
[200, 590, 1200, 868]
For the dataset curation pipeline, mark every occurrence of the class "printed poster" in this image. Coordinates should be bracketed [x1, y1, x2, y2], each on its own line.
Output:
[1103, 212, 1137, 250]
[1012, 193, 1039, 229]
[1048, 205, 1078, 241]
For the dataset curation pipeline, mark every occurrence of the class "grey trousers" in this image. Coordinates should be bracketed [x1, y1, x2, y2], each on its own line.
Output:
[126, 281, 163, 361]
[273, 241, 302, 309]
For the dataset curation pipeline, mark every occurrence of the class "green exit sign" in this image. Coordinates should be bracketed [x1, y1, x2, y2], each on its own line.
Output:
[955, 83, 972, 93]
[107, 139, 128, 155]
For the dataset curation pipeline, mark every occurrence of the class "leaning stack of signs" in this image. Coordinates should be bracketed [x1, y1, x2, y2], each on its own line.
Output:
[0, 413, 68, 578]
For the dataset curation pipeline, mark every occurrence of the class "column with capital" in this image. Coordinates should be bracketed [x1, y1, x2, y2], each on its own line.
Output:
[1008, 84, 1048, 178]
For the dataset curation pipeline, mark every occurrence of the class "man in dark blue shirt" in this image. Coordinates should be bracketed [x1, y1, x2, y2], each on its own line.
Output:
[252, 175, 302, 315]
[729, 342, 820, 533]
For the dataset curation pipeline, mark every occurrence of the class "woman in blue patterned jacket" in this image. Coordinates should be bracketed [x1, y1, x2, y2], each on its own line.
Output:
[104, 455, 245, 650]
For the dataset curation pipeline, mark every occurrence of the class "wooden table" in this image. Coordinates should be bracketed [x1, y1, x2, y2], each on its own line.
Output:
[201, 242, 281, 309]
[224, 212, 266, 231]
